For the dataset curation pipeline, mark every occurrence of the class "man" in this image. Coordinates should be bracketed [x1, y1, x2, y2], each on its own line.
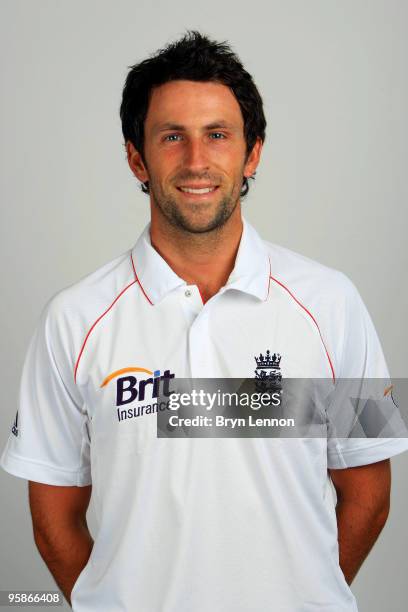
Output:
[1, 30, 407, 611]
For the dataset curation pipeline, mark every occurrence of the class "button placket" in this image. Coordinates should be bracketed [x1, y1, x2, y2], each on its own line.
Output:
[180, 285, 203, 318]
[188, 310, 212, 377]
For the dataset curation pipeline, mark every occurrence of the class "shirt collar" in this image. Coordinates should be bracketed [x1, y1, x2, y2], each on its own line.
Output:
[131, 216, 271, 305]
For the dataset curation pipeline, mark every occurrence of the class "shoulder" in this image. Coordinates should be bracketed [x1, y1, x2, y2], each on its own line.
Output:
[262, 239, 370, 376]
[37, 248, 136, 355]
[54, 247, 134, 310]
[263, 239, 359, 309]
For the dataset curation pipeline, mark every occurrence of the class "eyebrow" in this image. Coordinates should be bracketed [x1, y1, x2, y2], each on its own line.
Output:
[154, 120, 237, 133]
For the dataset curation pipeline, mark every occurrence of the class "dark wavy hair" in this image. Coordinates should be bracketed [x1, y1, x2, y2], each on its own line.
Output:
[119, 30, 266, 197]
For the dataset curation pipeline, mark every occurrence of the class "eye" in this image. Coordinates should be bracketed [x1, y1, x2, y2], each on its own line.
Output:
[164, 134, 182, 142]
[210, 132, 226, 139]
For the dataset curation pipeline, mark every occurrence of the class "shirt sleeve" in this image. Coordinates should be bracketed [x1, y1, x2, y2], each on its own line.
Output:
[326, 275, 408, 469]
[0, 295, 91, 486]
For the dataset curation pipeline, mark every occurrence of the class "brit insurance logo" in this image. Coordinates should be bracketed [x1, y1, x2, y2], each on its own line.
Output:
[100, 366, 176, 423]
[254, 350, 283, 394]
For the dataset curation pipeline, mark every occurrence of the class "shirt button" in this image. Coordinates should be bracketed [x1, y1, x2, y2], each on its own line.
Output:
[184, 289, 192, 298]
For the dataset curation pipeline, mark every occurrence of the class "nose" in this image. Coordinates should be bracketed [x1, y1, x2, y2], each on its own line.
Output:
[183, 137, 210, 172]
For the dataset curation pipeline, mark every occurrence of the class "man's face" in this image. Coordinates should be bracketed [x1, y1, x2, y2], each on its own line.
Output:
[127, 80, 262, 233]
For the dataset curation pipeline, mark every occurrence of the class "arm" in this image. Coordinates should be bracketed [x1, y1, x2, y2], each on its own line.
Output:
[28, 481, 93, 607]
[328, 458, 391, 585]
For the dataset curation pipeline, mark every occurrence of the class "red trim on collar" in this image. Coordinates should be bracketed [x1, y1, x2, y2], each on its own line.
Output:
[269, 275, 336, 383]
[131, 252, 154, 306]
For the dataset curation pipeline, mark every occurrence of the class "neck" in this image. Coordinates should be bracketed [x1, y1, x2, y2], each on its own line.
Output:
[149, 205, 243, 303]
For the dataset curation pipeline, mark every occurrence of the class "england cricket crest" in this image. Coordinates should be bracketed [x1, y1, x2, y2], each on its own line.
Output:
[254, 350, 283, 394]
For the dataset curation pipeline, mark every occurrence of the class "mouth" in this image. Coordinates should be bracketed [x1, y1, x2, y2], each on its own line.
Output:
[176, 185, 220, 196]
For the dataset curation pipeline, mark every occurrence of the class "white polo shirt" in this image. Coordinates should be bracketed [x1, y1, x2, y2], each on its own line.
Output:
[2, 217, 408, 612]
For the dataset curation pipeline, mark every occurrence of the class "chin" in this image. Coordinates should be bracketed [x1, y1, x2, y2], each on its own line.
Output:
[153, 186, 238, 232]
[175, 207, 235, 234]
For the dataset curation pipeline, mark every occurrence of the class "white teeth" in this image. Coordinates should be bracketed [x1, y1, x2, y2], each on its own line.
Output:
[179, 187, 216, 194]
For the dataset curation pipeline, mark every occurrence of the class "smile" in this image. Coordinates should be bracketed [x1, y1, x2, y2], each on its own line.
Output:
[177, 186, 219, 195]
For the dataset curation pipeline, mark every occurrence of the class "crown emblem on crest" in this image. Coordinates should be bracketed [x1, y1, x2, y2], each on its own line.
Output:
[254, 350, 283, 394]
[255, 350, 281, 370]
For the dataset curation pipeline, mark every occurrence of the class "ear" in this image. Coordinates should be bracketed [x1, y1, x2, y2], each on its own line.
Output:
[243, 137, 263, 178]
[126, 141, 149, 183]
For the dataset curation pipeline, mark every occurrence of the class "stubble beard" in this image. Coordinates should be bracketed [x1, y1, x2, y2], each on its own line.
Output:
[149, 178, 243, 235]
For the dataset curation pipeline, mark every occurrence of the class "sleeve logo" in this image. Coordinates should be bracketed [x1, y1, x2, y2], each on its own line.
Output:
[11, 410, 19, 437]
